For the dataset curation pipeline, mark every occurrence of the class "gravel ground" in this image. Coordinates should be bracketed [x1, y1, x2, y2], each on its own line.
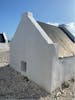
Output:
[0, 51, 9, 67]
[0, 51, 75, 100]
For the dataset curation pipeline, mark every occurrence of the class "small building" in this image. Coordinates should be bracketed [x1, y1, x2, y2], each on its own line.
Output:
[10, 12, 75, 92]
[0, 32, 9, 51]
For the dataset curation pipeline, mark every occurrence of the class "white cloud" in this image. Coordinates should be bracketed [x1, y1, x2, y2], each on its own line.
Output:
[65, 22, 75, 37]
[66, 22, 75, 29]
[46, 22, 75, 28]
[47, 22, 59, 26]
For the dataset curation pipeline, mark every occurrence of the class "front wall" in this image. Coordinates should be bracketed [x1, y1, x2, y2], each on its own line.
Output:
[10, 14, 63, 92]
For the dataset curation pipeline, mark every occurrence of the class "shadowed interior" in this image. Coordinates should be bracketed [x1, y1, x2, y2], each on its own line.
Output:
[0, 34, 5, 43]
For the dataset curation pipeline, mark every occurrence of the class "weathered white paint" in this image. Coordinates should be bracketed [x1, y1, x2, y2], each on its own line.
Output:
[10, 12, 75, 93]
[0, 32, 9, 51]
[60, 56, 75, 81]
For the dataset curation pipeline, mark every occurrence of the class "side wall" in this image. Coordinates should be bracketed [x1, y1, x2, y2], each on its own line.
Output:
[60, 56, 75, 81]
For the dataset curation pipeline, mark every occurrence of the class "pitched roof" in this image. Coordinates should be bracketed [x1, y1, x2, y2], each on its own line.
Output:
[38, 22, 75, 58]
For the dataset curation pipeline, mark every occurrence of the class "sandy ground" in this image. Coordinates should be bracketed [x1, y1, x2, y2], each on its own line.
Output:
[0, 51, 75, 99]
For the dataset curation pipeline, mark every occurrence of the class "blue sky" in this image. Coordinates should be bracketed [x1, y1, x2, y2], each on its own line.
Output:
[0, 0, 75, 39]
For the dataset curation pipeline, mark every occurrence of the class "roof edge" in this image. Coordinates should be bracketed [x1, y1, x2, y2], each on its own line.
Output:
[23, 12, 53, 44]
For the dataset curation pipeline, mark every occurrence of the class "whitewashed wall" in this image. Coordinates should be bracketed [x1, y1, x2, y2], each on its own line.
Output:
[10, 13, 64, 92]
[60, 56, 75, 81]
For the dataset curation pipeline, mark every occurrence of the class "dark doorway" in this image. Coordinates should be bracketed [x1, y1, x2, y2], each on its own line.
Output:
[21, 61, 27, 72]
[0, 34, 5, 43]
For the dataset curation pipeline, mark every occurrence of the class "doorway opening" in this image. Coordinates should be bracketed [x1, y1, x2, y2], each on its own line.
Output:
[21, 61, 27, 72]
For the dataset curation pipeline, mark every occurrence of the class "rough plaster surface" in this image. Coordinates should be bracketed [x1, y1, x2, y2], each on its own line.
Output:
[60, 56, 75, 80]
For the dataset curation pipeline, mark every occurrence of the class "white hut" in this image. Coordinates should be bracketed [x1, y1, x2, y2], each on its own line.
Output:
[10, 12, 75, 92]
[0, 32, 9, 51]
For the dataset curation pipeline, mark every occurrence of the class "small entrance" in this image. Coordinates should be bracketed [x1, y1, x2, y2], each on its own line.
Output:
[21, 61, 27, 72]
[0, 34, 5, 43]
